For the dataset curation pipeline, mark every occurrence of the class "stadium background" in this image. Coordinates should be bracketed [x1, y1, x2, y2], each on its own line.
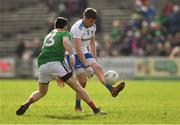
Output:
[0, 0, 180, 124]
[0, 0, 180, 79]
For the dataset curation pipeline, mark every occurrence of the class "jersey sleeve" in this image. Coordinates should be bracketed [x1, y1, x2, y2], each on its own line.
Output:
[63, 32, 72, 41]
[70, 24, 81, 39]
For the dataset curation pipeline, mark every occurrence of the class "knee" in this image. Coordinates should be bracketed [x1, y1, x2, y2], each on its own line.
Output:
[78, 80, 87, 88]
[77, 76, 87, 87]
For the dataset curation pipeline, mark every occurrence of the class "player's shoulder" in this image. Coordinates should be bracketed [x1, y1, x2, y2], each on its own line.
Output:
[71, 19, 84, 31]
[61, 31, 71, 36]
[63, 31, 71, 34]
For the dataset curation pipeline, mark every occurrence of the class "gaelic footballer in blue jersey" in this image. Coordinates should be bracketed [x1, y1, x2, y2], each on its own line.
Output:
[67, 8, 125, 112]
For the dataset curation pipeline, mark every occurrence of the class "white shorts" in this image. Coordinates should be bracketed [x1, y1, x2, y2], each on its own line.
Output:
[38, 61, 72, 84]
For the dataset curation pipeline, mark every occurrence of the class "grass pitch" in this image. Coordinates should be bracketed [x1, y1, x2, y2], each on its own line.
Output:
[0, 79, 180, 124]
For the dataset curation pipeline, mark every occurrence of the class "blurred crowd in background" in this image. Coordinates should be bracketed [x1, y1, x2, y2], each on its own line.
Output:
[15, 0, 89, 61]
[15, 0, 180, 61]
[98, 0, 180, 57]
[16, 35, 42, 61]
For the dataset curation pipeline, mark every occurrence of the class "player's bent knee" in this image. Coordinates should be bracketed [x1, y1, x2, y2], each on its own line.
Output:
[78, 79, 87, 86]
[76, 73, 87, 84]
[81, 82, 86, 88]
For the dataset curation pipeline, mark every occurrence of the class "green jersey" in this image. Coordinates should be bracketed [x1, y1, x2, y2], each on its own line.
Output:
[38, 29, 72, 67]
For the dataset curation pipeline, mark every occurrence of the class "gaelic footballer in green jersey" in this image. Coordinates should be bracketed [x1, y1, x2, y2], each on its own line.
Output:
[16, 17, 106, 116]
[38, 30, 72, 67]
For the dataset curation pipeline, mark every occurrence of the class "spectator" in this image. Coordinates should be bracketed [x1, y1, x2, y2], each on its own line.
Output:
[77, 0, 88, 13]
[45, 0, 59, 12]
[164, 41, 172, 56]
[140, 0, 156, 23]
[162, 0, 173, 16]
[31, 37, 42, 58]
[169, 5, 180, 34]
[47, 12, 57, 33]
[65, 0, 88, 17]
[120, 30, 133, 55]
[109, 20, 123, 47]
[131, 31, 142, 56]
[103, 33, 112, 56]
[57, 0, 69, 18]
[22, 40, 34, 61]
[16, 34, 25, 59]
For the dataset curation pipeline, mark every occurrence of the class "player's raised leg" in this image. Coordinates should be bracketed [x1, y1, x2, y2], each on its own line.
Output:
[90, 62, 125, 97]
[16, 82, 49, 116]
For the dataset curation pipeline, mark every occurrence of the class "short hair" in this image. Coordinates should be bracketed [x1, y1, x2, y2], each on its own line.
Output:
[55, 17, 68, 29]
[84, 8, 97, 19]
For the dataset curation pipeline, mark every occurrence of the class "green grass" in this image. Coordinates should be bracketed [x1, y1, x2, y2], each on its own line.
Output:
[0, 79, 180, 124]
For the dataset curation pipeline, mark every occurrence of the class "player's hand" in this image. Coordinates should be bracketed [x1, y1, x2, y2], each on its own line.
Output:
[56, 78, 65, 88]
[69, 55, 75, 68]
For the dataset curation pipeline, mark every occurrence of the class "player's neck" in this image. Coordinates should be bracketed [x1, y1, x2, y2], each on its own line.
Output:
[56, 28, 65, 32]
[83, 20, 89, 28]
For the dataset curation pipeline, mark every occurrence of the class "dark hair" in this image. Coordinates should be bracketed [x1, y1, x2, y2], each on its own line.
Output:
[55, 17, 68, 29]
[84, 8, 97, 19]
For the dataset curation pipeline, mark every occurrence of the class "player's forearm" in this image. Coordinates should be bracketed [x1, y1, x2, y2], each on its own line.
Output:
[89, 39, 97, 58]
[74, 38, 89, 66]
[90, 45, 96, 58]
[66, 44, 74, 55]
[63, 38, 74, 55]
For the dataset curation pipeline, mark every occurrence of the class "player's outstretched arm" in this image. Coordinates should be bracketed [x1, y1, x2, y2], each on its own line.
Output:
[88, 37, 97, 59]
[74, 38, 90, 66]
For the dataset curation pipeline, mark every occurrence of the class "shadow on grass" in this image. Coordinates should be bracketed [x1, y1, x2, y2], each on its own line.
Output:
[45, 113, 93, 120]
